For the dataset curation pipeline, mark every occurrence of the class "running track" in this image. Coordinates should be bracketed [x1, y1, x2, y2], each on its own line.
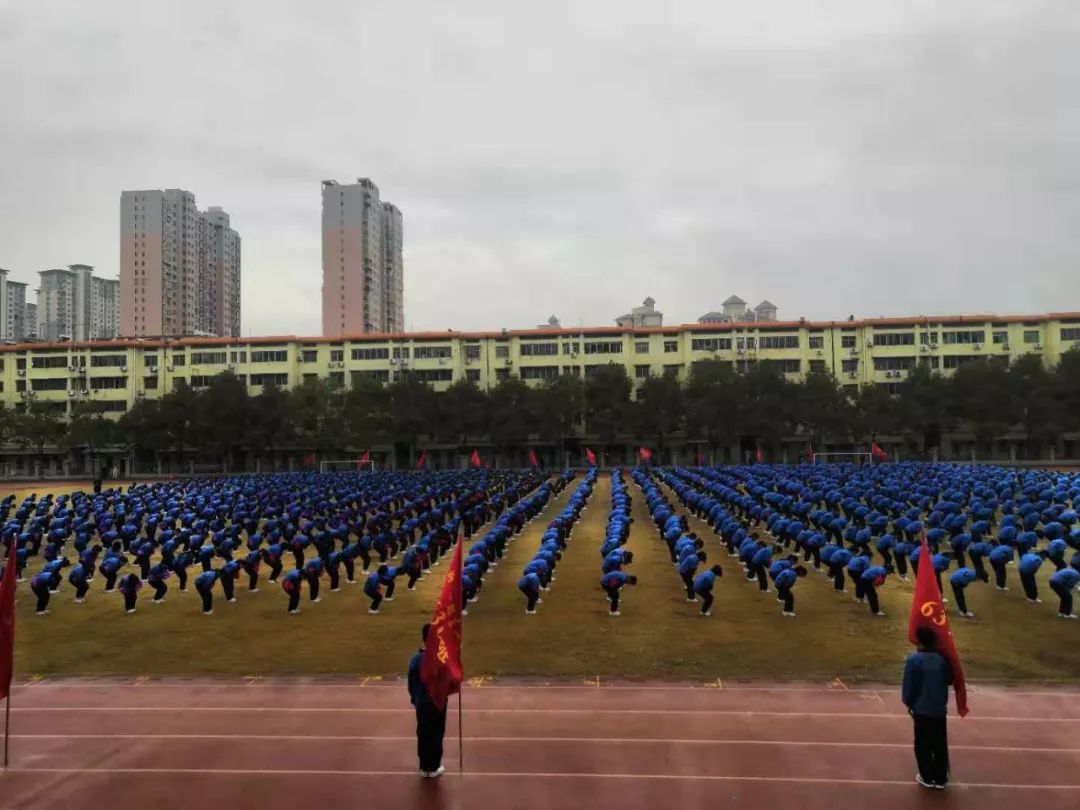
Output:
[0, 679, 1077, 809]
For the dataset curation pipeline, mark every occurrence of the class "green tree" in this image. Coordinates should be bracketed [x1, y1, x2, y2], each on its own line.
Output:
[738, 364, 794, 457]
[632, 372, 684, 456]
[851, 384, 902, 445]
[16, 402, 65, 472]
[435, 379, 489, 448]
[1054, 348, 1080, 435]
[585, 364, 632, 453]
[342, 376, 392, 452]
[531, 375, 586, 449]
[795, 370, 851, 448]
[157, 381, 200, 465]
[194, 372, 251, 470]
[65, 401, 119, 474]
[248, 379, 293, 470]
[945, 359, 1013, 457]
[487, 377, 535, 459]
[1008, 354, 1062, 458]
[289, 377, 348, 461]
[685, 359, 742, 461]
[387, 373, 438, 464]
[894, 365, 951, 455]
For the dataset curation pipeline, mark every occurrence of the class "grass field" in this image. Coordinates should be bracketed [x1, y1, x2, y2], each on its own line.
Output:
[9, 474, 1080, 682]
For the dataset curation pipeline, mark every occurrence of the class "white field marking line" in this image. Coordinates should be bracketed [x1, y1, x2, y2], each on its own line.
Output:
[8, 707, 1074, 721]
[9, 733, 1080, 754]
[5, 767, 1080, 789]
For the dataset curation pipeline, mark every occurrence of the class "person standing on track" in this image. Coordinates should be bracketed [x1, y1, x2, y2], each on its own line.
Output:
[902, 627, 954, 791]
[408, 623, 447, 778]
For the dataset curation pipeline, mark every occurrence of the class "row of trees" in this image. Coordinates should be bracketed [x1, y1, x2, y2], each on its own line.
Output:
[7, 350, 1080, 469]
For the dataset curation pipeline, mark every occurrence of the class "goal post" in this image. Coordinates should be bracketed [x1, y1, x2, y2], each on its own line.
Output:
[810, 452, 874, 465]
[319, 459, 377, 473]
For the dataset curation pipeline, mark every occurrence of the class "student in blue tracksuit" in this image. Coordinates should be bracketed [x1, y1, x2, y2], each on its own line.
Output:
[903, 627, 954, 790]
[171, 550, 191, 592]
[678, 550, 707, 601]
[219, 560, 240, 603]
[860, 564, 893, 617]
[518, 571, 542, 614]
[1018, 551, 1046, 603]
[828, 546, 852, 592]
[304, 557, 324, 602]
[68, 563, 90, 602]
[988, 544, 1014, 590]
[365, 565, 390, 614]
[408, 623, 447, 778]
[847, 554, 871, 603]
[30, 571, 52, 614]
[118, 572, 142, 614]
[1049, 567, 1079, 619]
[147, 562, 171, 603]
[282, 568, 304, 614]
[263, 542, 284, 583]
[968, 540, 991, 584]
[194, 569, 218, 615]
[949, 567, 978, 618]
[601, 570, 637, 616]
[241, 549, 262, 592]
[1046, 539, 1069, 572]
[692, 565, 723, 616]
[749, 545, 774, 592]
[774, 565, 807, 616]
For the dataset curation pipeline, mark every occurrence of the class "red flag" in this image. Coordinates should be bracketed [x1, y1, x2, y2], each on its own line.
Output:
[908, 535, 969, 717]
[585, 447, 597, 466]
[415, 451, 427, 470]
[639, 447, 653, 463]
[357, 450, 370, 467]
[528, 449, 539, 468]
[419, 537, 464, 711]
[755, 444, 764, 464]
[302, 452, 316, 468]
[469, 449, 481, 468]
[807, 445, 815, 462]
[0, 537, 17, 703]
[695, 446, 703, 466]
[871, 441, 887, 462]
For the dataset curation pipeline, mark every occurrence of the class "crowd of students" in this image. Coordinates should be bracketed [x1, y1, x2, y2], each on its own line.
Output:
[599, 470, 636, 615]
[4, 469, 555, 617]
[656, 463, 1080, 620]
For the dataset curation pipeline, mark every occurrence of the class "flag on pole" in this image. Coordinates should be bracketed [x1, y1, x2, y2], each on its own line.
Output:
[302, 452, 316, 468]
[415, 451, 427, 470]
[0, 538, 16, 704]
[469, 449, 481, 468]
[357, 450, 370, 468]
[908, 535, 969, 717]
[871, 441, 888, 462]
[755, 444, 764, 464]
[528, 449, 539, 468]
[695, 446, 703, 466]
[585, 448, 597, 466]
[639, 447, 653, 463]
[419, 538, 464, 711]
[807, 444, 815, 462]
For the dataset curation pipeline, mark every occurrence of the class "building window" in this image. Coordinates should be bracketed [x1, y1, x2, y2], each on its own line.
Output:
[919, 356, 941, 369]
[31, 378, 67, 391]
[872, 333, 915, 347]
[584, 341, 622, 355]
[520, 366, 559, 380]
[90, 354, 127, 368]
[330, 349, 345, 362]
[808, 335, 825, 350]
[495, 368, 511, 381]
[1061, 328, 1080, 342]
[663, 340, 678, 353]
[562, 342, 580, 355]
[992, 331, 1009, 344]
[250, 373, 289, 386]
[943, 355, 978, 369]
[351, 347, 389, 360]
[494, 345, 509, 359]
[412, 369, 453, 383]
[250, 350, 288, 363]
[98, 401, 127, 413]
[191, 351, 227, 365]
[690, 338, 732, 352]
[89, 376, 128, 390]
[144, 376, 159, 390]
[759, 335, 800, 350]
[634, 364, 651, 379]
[840, 335, 857, 349]
[519, 342, 558, 357]
[634, 341, 649, 354]
[30, 356, 68, 369]
[172, 355, 186, 366]
[351, 369, 389, 385]
[809, 360, 826, 373]
[841, 359, 858, 374]
[873, 356, 915, 371]
[662, 364, 684, 377]
[329, 371, 345, 386]
[302, 350, 319, 362]
[393, 347, 411, 360]
[1023, 330, 1041, 344]
[144, 355, 159, 367]
[465, 368, 480, 382]
[230, 351, 247, 364]
[464, 345, 481, 361]
[941, 330, 985, 345]
[413, 345, 452, 360]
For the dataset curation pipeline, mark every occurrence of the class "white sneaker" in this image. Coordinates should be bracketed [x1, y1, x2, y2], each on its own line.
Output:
[701, 611, 712, 617]
[782, 611, 796, 617]
[874, 612, 886, 617]
[609, 611, 620, 616]
[154, 598, 165, 604]
[525, 609, 536, 615]
[368, 609, 380, 614]
[36, 609, 49, 615]
[204, 610, 213, 615]
[1059, 613, 1079, 619]
[288, 609, 300, 615]
[685, 597, 697, 603]
[430, 766, 445, 778]
[49, 590, 60, 595]
[74, 598, 85, 604]
[249, 589, 259, 593]
[962, 612, 975, 618]
[997, 586, 1008, 591]
[383, 597, 392, 602]
[762, 589, 771, 594]
[1026, 598, 1041, 604]
[126, 609, 136, 614]
[228, 598, 237, 603]
[462, 609, 468, 616]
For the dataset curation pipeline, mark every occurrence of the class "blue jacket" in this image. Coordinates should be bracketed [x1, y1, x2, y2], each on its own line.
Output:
[902, 650, 952, 717]
[407, 649, 436, 707]
[518, 572, 541, 592]
[693, 570, 718, 592]
[194, 570, 217, 590]
[949, 567, 977, 587]
[601, 571, 630, 589]
[678, 555, 700, 577]
[1018, 553, 1043, 576]
[774, 568, 797, 590]
[1049, 568, 1080, 590]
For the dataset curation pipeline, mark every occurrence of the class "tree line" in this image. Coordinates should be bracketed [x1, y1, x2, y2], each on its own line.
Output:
[6, 350, 1080, 470]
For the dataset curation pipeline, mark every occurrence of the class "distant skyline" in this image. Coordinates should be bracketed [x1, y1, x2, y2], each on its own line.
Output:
[1, 1, 1077, 336]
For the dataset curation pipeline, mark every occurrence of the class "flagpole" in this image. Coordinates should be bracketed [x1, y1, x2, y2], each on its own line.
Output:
[3, 691, 9, 769]
[457, 687, 464, 773]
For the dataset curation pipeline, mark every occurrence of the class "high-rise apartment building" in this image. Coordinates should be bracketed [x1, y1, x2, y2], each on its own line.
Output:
[321, 178, 404, 336]
[120, 189, 241, 337]
[36, 264, 120, 342]
[23, 302, 37, 339]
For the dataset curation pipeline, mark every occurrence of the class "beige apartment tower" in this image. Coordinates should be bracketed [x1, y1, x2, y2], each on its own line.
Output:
[322, 179, 404, 336]
[120, 189, 241, 337]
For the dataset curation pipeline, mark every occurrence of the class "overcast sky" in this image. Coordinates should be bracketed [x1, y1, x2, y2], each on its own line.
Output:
[1, 1, 1077, 335]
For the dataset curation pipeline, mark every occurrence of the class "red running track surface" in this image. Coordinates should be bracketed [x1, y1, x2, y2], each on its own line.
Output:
[0, 678, 1077, 809]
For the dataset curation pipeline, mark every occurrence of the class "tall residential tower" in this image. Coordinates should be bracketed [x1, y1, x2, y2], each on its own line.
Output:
[321, 178, 404, 336]
[119, 189, 241, 337]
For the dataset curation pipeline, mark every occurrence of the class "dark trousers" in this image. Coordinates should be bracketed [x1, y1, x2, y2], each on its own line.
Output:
[370, 591, 384, 611]
[307, 574, 320, 600]
[359, 549, 372, 571]
[831, 567, 845, 592]
[895, 554, 908, 578]
[287, 590, 301, 612]
[865, 584, 879, 614]
[175, 566, 188, 591]
[699, 590, 714, 614]
[521, 587, 539, 611]
[415, 702, 447, 772]
[912, 714, 950, 786]
[197, 586, 213, 613]
[604, 586, 619, 613]
[123, 592, 137, 611]
[951, 583, 967, 614]
[681, 572, 695, 599]
[138, 558, 151, 579]
[247, 569, 259, 590]
[152, 581, 167, 601]
[850, 571, 864, 599]
[407, 569, 421, 589]
[269, 559, 283, 581]
[1052, 582, 1074, 615]
[104, 570, 118, 591]
[971, 556, 988, 583]
[32, 583, 50, 612]
[222, 576, 236, 601]
[1020, 572, 1039, 600]
[74, 581, 89, 599]
[778, 586, 794, 613]
[756, 567, 768, 591]
[991, 560, 1008, 588]
[343, 558, 355, 582]
[328, 566, 340, 590]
